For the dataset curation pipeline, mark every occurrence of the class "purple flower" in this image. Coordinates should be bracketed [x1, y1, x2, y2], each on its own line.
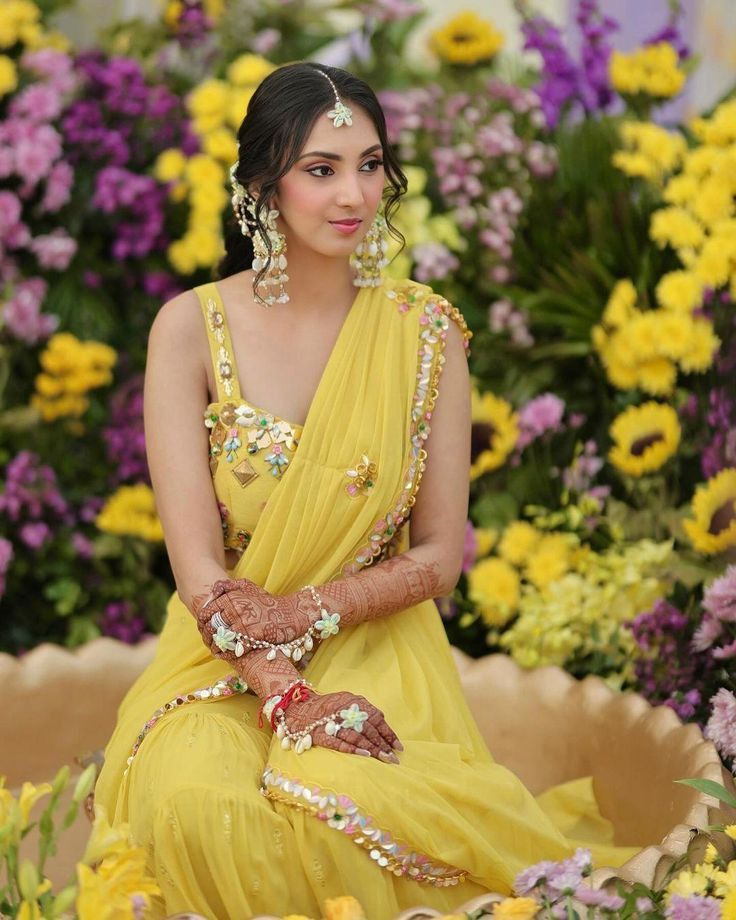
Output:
[704, 688, 736, 764]
[103, 375, 149, 484]
[0, 537, 13, 598]
[10, 83, 63, 123]
[574, 886, 624, 910]
[71, 532, 94, 560]
[100, 600, 147, 644]
[514, 847, 591, 898]
[251, 28, 281, 55]
[19, 521, 52, 550]
[412, 242, 459, 283]
[39, 161, 73, 214]
[665, 894, 723, 920]
[462, 520, 477, 574]
[517, 393, 565, 450]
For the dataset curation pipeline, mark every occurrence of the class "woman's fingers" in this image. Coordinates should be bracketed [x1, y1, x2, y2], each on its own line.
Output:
[368, 710, 402, 752]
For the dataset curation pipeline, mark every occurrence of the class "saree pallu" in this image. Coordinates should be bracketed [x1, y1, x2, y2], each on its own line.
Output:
[95, 279, 638, 919]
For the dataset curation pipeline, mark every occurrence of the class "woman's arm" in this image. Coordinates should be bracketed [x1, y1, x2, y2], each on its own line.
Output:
[144, 290, 234, 611]
[316, 318, 471, 622]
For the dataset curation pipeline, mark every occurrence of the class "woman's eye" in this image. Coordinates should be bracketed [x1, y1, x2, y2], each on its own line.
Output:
[307, 158, 384, 178]
[361, 158, 384, 172]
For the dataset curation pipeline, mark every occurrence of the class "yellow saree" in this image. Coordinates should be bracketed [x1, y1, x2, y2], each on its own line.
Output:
[95, 278, 638, 919]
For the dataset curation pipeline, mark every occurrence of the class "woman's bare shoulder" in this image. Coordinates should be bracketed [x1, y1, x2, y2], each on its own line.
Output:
[149, 288, 203, 344]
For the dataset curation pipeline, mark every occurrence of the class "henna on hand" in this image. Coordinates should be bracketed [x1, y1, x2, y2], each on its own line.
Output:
[192, 577, 318, 660]
[319, 552, 444, 626]
[285, 690, 401, 761]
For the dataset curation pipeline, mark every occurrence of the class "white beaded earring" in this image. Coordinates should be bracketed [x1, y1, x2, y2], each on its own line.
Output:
[229, 163, 289, 307]
[351, 212, 389, 287]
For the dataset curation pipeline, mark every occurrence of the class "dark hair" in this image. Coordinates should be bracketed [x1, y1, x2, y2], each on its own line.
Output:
[217, 61, 407, 284]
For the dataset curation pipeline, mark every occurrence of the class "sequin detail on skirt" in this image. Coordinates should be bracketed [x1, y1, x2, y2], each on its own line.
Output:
[261, 766, 467, 887]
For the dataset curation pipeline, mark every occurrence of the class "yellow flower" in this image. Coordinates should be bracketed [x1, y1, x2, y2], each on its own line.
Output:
[693, 236, 733, 287]
[525, 533, 573, 588]
[82, 805, 134, 866]
[201, 126, 238, 165]
[722, 889, 736, 920]
[468, 557, 520, 627]
[663, 173, 699, 206]
[498, 522, 541, 567]
[655, 271, 704, 313]
[656, 311, 695, 361]
[666, 867, 710, 898]
[226, 53, 274, 87]
[626, 312, 659, 362]
[226, 87, 255, 130]
[474, 526, 498, 558]
[726, 825, 736, 841]
[610, 42, 686, 99]
[429, 11, 504, 65]
[187, 78, 229, 124]
[163, 0, 183, 28]
[95, 484, 164, 542]
[17, 781, 52, 830]
[636, 357, 677, 396]
[32, 333, 116, 422]
[323, 896, 366, 920]
[679, 319, 720, 373]
[0, 776, 14, 828]
[492, 897, 540, 919]
[0, 55, 18, 96]
[470, 390, 519, 479]
[692, 176, 734, 226]
[692, 97, 736, 147]
[608, 402, 680, 478]
[76, 847, 160, 920]
[614, 122, 685, 183]
[153, 148, 187, 183]
[602, 279, 638, 328]
[684, 468, 736, 555]
[184, 152, 224, 186]
[650, 206, 705, 251]
[167, 238, 198, 275]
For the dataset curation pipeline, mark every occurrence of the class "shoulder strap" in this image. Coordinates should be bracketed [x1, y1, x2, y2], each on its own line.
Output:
[194, 282, 242, 404]
[386, 279, 473, 358]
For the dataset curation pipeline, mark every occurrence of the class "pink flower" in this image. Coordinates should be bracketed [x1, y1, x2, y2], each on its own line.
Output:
[692, 615, 723, 652]
[704, 688, 736, 763]
[703, 565, 736, 623]
[517, 393, 566, 450]
[2, 277, 59, 344]
[9, 84, 63, 123]
[21, 49, 76, 94]
[30, 229, 77, 270]
[39, 160, 73, 213]
[0, 191, 22, 235]
[0, 537, 14, 573]
[19, 521, 52, 550]
[71, 532, 94, 560]
[712, 638, 736, 660]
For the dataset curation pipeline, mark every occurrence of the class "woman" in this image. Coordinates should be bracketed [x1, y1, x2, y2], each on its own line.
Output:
[95, 62, 638, 919]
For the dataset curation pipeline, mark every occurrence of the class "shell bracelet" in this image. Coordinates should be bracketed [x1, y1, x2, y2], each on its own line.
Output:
[209, 583, 340, 661]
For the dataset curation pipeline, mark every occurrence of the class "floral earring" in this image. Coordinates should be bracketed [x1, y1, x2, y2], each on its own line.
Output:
[351, 212, 389, 288]
[230, 163, 289, 307]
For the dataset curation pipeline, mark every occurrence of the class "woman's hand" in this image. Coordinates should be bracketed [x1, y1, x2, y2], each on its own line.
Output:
[283, 690, 403, 763]
[194, 578, 317, 657]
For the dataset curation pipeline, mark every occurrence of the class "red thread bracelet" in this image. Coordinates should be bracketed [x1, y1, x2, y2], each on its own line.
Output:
[258, 682, 311, 731]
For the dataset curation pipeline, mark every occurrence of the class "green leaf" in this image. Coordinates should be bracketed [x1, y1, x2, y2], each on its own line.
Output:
[472, 491, 519, 529]
[675, 778, 736, 808]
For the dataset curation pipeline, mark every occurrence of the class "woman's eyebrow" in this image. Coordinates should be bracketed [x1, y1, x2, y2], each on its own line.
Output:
[297, 144, 383, 162]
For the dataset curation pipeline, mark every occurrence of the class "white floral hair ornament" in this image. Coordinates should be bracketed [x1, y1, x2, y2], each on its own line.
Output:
[315, 68, 353, 127]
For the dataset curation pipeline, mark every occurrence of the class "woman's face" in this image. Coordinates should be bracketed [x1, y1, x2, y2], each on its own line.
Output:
[272, 104, 385, 258]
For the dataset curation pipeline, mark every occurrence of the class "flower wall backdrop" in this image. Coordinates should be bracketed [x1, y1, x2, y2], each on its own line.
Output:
[0, 0, 734, 774]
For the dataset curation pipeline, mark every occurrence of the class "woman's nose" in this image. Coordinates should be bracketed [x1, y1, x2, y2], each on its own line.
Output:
[335, 175, 364, 207]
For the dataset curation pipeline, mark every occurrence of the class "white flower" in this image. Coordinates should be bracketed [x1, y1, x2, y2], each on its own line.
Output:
[339, 703, 369, 733]
[315, 611, 341, 639]
[212, 625, 238, 653]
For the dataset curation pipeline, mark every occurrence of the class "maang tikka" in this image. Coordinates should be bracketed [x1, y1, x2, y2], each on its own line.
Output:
[229, 67, 388, 306]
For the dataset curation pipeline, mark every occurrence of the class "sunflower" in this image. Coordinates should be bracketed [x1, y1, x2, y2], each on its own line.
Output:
[470, 389, 519, 480]
[684, 468, 736, 555]
[608, 402, 680, 478]
[429, 11, 504, 66]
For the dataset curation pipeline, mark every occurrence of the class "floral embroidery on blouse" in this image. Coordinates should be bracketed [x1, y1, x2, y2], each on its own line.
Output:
[203, 401, 301, 471]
